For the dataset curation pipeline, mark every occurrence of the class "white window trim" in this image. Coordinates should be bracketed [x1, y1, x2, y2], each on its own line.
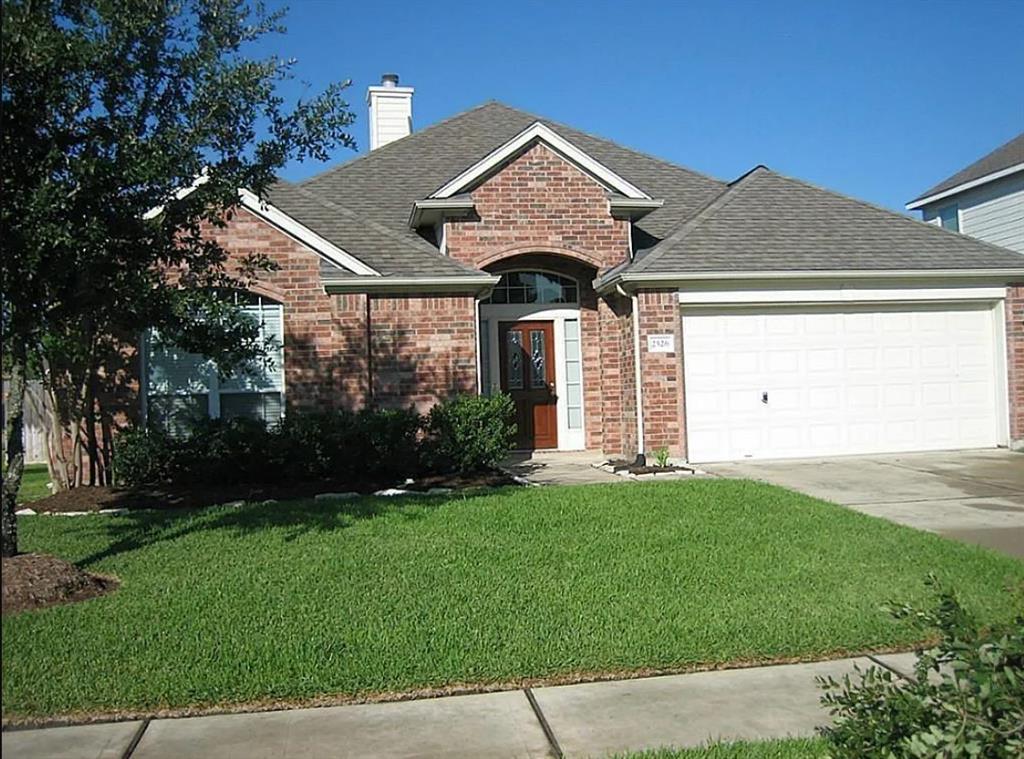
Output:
[144, 294, 286, 427]
[431, 122, 651, 200]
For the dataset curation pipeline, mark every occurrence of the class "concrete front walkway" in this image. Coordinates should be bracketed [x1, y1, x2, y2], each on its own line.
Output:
[3, 653, 918, 759]
[704, 449, 1024, 558]
[502, 451, 623, 486]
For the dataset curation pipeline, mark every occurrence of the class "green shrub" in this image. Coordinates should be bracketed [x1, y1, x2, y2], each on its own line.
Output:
[818, 575, 1024, 759]
[424, 393, 516, 473]
[115, 395, 509, 488]
[355, 406, 422, 480]
[113, 426, 174, 486]
[178, 416, 277, 485]
[275, 411, 352, 480]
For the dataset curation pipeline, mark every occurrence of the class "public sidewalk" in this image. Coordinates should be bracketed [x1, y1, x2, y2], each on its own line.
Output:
[2, 652, 918, 759]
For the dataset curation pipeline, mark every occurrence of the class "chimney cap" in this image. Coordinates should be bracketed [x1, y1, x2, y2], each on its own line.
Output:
[381, 73, 399, 88]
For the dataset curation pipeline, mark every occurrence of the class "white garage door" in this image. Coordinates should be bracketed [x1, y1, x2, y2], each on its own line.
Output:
[682, 302, 1003, 462]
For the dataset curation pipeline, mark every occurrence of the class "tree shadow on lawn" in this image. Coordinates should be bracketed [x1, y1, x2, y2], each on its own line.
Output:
[74, 492, 479, 568]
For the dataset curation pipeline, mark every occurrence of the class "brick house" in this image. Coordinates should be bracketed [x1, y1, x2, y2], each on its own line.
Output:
[144, 75, 1024, 462]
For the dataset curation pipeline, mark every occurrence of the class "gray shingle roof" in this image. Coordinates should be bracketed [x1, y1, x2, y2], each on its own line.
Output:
[910, 132, 1024, 204]
[272, 101, 726, 276]
[623, 166, 1024, 275]
[266, 181, 482, 278]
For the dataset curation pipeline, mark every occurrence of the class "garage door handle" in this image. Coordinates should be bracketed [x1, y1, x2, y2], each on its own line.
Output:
[761, 391, 768, 404]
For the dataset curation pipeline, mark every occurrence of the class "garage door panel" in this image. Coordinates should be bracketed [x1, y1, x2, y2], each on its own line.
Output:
[682, 303, 1002, 462]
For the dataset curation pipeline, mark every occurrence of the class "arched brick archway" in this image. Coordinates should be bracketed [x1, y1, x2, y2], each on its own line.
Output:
[476, 245, 604, 274]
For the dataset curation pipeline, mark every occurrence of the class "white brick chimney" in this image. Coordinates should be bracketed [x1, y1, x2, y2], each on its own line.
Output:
[367, 73, 414, 151]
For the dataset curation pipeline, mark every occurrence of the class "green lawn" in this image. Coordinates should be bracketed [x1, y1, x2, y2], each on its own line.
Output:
[3, 480, 1021, 720]
[15, 463, 51, 503]
[620, 738, 827, 758]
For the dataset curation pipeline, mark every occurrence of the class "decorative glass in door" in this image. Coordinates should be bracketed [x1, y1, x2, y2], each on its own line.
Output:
[529, 329, 547, 388]
[506, 330, 524, 390]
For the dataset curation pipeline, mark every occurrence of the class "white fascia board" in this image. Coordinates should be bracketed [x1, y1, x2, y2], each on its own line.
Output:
[238, 189, 380, 276]
[678, 285, 1007, 306]
[408, 197, 476, 228]
[597, 268, 1024, 294]
[906, 163, 1024, 210]
[142, 170, 210, 220]
[431, 122, 651, 200]
[323, 274, 500, 295]
[609, 197, 664, 220]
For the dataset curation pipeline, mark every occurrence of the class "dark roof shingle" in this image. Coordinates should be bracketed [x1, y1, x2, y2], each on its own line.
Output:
[271, 101, 726, 276]
[910, 132, 1024, 204]
[626, 166, 1024, 275]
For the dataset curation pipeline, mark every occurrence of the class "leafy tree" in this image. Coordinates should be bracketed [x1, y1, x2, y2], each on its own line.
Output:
[0, 0, 357, 556]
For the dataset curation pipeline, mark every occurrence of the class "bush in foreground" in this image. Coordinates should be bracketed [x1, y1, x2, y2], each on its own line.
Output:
[114, 394, 515, 488]
[818, 575, 1024, 758]
[424, 393, 516, 474]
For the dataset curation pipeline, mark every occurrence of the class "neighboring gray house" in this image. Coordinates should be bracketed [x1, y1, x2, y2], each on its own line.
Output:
[907, 133, 1024, 253]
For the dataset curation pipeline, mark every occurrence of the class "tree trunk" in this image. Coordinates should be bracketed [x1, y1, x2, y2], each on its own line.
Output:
[85, 375, 98, 486]
[43, 376, 72, 491]
[2, 344, 27, 557]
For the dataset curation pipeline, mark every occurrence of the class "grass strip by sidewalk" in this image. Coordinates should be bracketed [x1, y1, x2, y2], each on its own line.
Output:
[4, 480, 1021, 720]
[619, 737, 827, 758]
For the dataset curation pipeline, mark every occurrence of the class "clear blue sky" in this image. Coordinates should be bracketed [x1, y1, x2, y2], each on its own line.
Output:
[260, 0, 1024, 211]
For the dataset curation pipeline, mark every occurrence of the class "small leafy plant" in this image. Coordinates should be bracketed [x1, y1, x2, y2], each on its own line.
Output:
[653, 447, 671, 468]
[818, 575, 1024, 758]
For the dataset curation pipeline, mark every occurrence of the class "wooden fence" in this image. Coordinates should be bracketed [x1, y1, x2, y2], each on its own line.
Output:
[1, 379, 48, 464]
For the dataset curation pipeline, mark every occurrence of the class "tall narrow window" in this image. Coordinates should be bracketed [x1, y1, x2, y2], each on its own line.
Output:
[479, 320, 491, 395]
[564, 320, 583, 429]
[938, 204, 959, 232]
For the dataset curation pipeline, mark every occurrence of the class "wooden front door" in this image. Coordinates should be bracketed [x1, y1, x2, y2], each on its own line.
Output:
[499, 321, 558, 450]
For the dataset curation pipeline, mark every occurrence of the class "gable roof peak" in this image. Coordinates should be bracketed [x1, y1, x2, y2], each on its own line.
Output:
[428, 119, 653, 200]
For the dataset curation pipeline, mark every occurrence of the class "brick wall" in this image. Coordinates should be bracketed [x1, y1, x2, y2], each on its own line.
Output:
[202, 208, 368, 411]
[445, 142, 636, 455]
[445, 142, 630, 271]
[370, 294, 478, 412]
[1008, 285, 1024, 448]
[635, 290, 686, 458]
[202, 209, 478, 414]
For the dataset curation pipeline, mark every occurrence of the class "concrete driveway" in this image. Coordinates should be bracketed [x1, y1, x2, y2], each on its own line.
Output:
[704, 449, 1024, 558]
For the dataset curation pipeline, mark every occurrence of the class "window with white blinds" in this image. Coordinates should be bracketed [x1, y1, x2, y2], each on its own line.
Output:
[146, 294, 285, 434]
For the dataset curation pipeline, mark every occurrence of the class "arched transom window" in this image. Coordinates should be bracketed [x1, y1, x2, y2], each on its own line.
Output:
[483, 271, 578, 305]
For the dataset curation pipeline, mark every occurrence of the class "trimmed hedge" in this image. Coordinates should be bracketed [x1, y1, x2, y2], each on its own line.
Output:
[115, 394, 516, 488]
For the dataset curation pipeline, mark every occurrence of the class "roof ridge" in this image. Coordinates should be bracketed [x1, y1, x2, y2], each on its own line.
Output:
[768, 167, 1024, 258]
[283, 183, 486, 276]
[296, 101, 503, 188]
[495, 102, 727, 188]
[630, 166, 767, 273]
[298, 99, 727, 193]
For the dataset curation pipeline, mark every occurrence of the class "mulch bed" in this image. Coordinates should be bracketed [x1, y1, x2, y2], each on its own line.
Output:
[603, 459, 696, 476]
[22, 469, 519, 514]
[2, 554, 118, 615]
